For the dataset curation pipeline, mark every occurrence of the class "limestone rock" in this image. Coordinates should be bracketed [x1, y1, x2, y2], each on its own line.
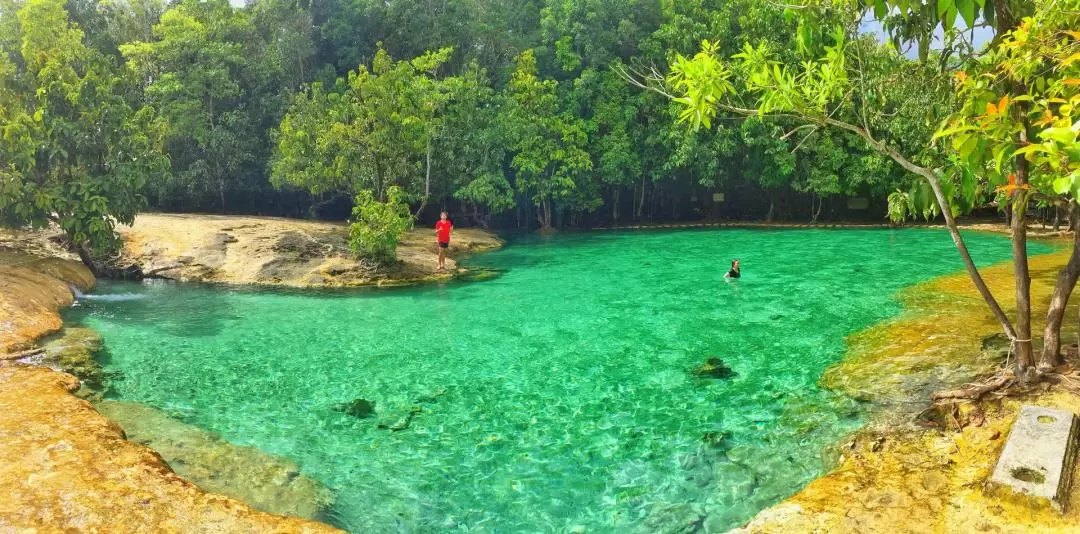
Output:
[733, 392, 1080, 533]
[116, 213, 502, 288]
[97, 400, 334, 520]
[39, 327, 105, 389]
[0, 252, 94, 354]
[0, 366, 340, 533]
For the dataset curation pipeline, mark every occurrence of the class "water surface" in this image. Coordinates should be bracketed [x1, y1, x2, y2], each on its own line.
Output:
[66, 228, 1036, 532]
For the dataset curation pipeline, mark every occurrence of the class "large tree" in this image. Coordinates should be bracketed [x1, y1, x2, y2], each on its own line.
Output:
[120, 0, 274, 213]
[504, 49, 591, 230]
[271, 46, 452, 202]
[0, 0, 167, 267]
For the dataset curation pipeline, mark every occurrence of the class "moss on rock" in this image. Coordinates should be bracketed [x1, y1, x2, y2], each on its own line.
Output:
[96, 400, 334, 521]
[39, 327, 105, 389]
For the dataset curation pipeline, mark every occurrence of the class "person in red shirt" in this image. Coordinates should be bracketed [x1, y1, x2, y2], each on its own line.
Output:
[434, 211, 453, 270]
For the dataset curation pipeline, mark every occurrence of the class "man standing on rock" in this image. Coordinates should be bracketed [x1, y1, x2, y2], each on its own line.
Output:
[435, 211, 453, 270]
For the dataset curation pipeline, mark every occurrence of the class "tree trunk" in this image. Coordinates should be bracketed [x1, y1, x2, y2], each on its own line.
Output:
[1041, 207, 1080, 368]
[413, 138, 432, 219]
[612, 188, 620, 223]
[72, 240, 100, 277]
[637, 173, 646, 219]
[1011, 167, 1035, 371]
[1011, 100, 1036, 371]
[536, 198, 552, 230]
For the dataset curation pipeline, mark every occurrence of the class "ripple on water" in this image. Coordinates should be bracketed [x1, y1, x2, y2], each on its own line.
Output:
[65, 228, 1039, 532]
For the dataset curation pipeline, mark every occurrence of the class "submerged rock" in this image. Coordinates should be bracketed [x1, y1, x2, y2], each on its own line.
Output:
[692, 357, 737, 379]
[96, 400, 334, 521]
[334, 398, 375, 419]
[39, 327, 105, 390]
[377, 405, 423, 431]
[703, 430, 733, 449]
[454, 268, 505, 283]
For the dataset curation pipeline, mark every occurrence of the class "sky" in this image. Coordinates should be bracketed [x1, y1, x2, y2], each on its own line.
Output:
[859, 15, 995, 57]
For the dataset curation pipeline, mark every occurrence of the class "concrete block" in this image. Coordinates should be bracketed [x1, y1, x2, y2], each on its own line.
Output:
[988, 405, 1079, 511]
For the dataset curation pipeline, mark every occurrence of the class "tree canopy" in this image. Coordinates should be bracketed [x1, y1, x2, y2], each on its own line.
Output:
[3, 0, 939, 243]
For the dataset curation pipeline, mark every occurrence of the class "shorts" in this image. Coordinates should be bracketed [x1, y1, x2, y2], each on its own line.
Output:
[438, 241, 450, 248]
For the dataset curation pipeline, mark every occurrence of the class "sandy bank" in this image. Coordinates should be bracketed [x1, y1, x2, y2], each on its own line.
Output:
[117, 213, 502, 287]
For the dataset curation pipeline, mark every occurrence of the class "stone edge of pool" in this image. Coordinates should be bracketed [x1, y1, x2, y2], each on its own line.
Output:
[735, 243, 1080, 532]
[0, 249, 343, 532]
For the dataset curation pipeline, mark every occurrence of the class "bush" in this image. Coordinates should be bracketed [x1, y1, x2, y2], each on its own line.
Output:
[348, 187, 414, 264]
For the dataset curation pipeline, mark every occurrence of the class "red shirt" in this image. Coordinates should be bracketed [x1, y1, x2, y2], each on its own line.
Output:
[435, 220, 453, 243]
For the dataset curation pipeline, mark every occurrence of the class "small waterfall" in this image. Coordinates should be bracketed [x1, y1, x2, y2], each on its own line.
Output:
[69, 284, 147, 302]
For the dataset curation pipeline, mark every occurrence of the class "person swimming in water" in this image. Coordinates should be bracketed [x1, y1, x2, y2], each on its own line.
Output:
[724, 259, 741, 279]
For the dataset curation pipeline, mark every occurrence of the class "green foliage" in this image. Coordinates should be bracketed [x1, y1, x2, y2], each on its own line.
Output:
[505, 49, 591, 228]
[0, 0, 167, 255]
[348, 186, 414, 263]
[935, 2, 1080, 211]
[440, 64, 512, 223]
[272, 46, 451, 200]
[4, 0, 967, 236]
[120, 0, 274, 212]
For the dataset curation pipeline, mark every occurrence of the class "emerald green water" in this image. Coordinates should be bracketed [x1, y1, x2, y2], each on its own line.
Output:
[66, 228, 1035, 532]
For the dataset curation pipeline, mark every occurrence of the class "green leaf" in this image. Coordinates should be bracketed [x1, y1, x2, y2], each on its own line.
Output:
[873, 0, 888, 20]
[937, 0, 954, 17]
[1013, 144, 1045, 158]
[956, 0, 976, 27]
[943, 5, 958, 29]
[1041, 127, 1078, 145]
[932, 124, 977, 141]
[1054, 176, 1072, 195]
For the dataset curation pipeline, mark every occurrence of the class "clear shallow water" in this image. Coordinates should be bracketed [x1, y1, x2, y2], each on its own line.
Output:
[66, 228, 1037, 532]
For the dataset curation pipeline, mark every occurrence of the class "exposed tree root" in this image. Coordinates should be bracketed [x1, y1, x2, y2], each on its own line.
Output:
[932, 375, 1015, 402]
[930, 365, 1080, 410]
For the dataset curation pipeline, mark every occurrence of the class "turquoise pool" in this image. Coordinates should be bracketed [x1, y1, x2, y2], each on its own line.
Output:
[65, 228, 1035, 532]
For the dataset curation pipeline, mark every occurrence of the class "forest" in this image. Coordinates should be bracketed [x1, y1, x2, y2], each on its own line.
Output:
[3, 0, 1080, 372]
[1, 0, 939, 242]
